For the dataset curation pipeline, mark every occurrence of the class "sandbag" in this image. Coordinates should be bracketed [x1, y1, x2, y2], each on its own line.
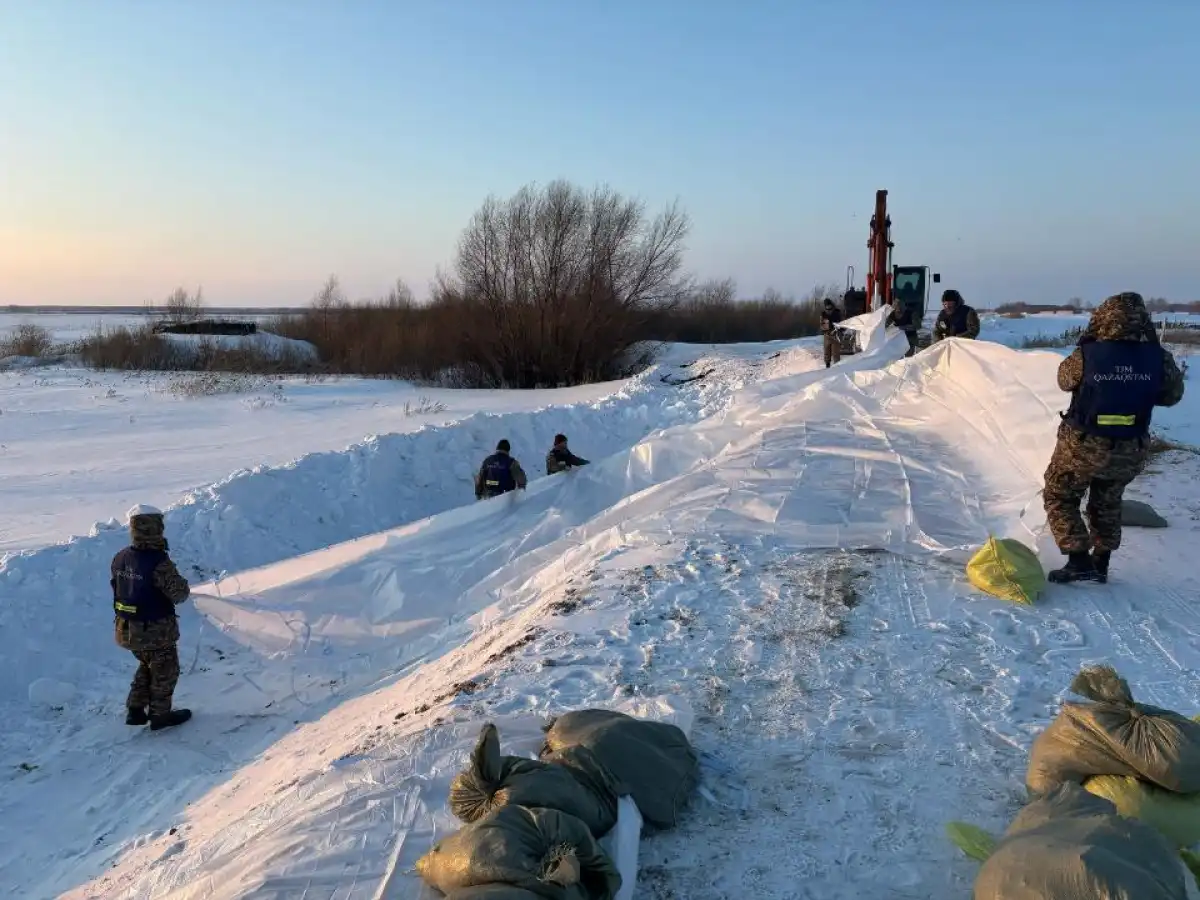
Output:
[1085, 775, 1200, 848]
[450, 724, 619, 836]
[965, 536, 1045, 604]
[416, 804, 621, 900]
[539, 709, 698, 829]
[1026, 664, 1200, 797]
[974, 783, 1187, 900]
[1122, 498, 1169, 528]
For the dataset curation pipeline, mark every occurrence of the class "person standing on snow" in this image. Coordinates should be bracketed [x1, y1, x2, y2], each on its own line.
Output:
[886, 297, 921, 358]
[932, 289, 981, 342]
[820, 298, 844, 368]
[546, 433, 590, 475]
[474, 439, 528, 500]
[112, 504, 192, 730]
[1043, 292, 1185, 584]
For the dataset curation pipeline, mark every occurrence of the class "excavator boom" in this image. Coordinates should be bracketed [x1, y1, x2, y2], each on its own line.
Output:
[866, 189, 894, 311]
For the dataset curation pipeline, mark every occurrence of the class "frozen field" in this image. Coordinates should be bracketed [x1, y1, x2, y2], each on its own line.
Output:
[0, 307, 1197, 899]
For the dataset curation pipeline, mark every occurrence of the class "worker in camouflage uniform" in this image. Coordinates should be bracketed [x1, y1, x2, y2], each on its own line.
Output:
[820, 298, 844, 368]
[933, 289, 981, 342]
[1043, 292, 1185, 584]
[474, 439, 528, 500]
[886, 297, 921, 358]
[112, 504, 192, 730]
[546, 433, 590, 475]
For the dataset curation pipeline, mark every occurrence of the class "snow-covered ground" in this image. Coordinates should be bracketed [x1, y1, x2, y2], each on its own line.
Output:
[0, 308, 1197, 899]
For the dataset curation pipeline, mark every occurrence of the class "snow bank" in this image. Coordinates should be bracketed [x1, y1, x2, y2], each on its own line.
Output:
[160, 330, 319, 363]
[196, 329, 1064, 673]
[26, 311, 1200, 899]
[64, 322, 1088, 899]
[0, 342, 808, 705]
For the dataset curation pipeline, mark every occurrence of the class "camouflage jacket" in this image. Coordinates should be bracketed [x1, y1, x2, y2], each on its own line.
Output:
[1058, 344, 1185, 410]
[933, 305, 981, 341]
[1058, 291, 1186, 412]
[115, 539, 191, 606]
[474, 455, 528, 499]
[546, 445, 589, 475]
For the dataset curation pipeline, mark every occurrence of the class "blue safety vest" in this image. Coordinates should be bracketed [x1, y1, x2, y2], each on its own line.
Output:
[1065, 340, 1164, 439]
[111, 547, 174, 621]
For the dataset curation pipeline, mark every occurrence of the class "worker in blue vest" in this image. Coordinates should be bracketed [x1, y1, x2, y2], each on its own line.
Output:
[1043, 292, 1185, 584]
[474, 439, 528, 500]
[111, 504, 193, 730]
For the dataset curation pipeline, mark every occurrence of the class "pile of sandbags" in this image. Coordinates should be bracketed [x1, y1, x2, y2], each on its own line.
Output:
[539, 708, 699, 830]
[416, 709, 699, 899]
[949, 665, 1200, 899]
[1026, 664, 1200, 798]
[974, 783, 1187, 899]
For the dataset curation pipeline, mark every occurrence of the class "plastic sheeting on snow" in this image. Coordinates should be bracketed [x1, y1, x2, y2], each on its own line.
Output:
[195, 311, 1067, 673]
[72, 310, 1086, 899]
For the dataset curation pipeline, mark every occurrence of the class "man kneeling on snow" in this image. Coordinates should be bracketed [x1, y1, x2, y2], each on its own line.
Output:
[112, 505, 193, 730]
[1043, 292, 1185, 584]
[546, 433, 589, 475]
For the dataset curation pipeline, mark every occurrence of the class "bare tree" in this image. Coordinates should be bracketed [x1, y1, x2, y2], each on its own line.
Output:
[385, 278, 415, 308]
[309, 274, 346, 342]
[164, 286, 205, 324]
[440, 180, 691, 387]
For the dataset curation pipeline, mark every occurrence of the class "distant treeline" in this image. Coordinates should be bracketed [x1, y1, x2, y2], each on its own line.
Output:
[996, 299, 1200, 315]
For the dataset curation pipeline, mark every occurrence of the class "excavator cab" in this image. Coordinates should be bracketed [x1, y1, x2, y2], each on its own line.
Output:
[892, 266, 940, 347]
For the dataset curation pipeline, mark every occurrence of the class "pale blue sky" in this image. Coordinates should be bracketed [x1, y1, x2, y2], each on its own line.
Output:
[2, 0, 1197, 307]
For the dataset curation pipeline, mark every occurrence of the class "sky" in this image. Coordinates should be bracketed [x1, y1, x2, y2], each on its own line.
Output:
[1, 0, 1197, 309]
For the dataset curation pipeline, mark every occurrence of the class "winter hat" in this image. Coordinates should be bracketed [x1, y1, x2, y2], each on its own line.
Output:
[127, 504, 166, 547]
[127, 503, 163, 521]
[554, 433, 568, 445]
[496, 439, 511, 453]
[941, 289, 963, 305]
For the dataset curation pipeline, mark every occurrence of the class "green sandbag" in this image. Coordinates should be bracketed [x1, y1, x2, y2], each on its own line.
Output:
[416, 805, 621, 900]
[965, 536, 1045, 604]
[1084, 775, 1200, 848]
[540, 709, 699, 829]
[1026, 664, 1200, 797]
[1122, 498, 1169, 527]
[450, 724, 619, 836]
[973, 783, 1187, 899]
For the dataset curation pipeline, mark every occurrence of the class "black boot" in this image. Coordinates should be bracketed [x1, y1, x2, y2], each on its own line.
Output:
[1091, 550, 1111, 584]
[1048, 552, 1103, 584]
[126, 706, 149, 726]
[150, 708, 192, 731]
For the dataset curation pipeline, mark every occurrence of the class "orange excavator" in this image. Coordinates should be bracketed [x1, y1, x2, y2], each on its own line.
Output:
[839, 189, 940, 354]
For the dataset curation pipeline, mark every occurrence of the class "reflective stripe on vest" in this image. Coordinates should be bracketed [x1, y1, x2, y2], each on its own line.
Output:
[1065, 340, 1163, 439]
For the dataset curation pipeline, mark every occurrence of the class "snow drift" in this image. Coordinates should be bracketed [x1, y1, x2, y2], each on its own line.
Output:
[0, 339, 806, 705]
[159, 330, 320, 364]
[196, 322, 1067, 673]
[59, 313, 1087, 898]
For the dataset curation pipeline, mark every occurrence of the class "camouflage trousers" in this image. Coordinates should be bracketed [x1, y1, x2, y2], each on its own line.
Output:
[1042, 424, 1149, 554]
[823, 332, 842, 366]
[115, 615, 181, 718]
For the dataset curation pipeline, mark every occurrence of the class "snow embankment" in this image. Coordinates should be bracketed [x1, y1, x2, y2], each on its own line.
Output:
[0, 340, 816, 708]
[62, 312, 1133, 900]
[159, 330, 320, 363]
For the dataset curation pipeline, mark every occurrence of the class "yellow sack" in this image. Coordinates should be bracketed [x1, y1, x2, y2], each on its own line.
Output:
[1084, 775, 1200, 848]
[966, 535, 1045, 604]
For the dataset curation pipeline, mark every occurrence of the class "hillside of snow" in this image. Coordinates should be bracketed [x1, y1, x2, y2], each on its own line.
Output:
[0, 309, 1197, 899]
